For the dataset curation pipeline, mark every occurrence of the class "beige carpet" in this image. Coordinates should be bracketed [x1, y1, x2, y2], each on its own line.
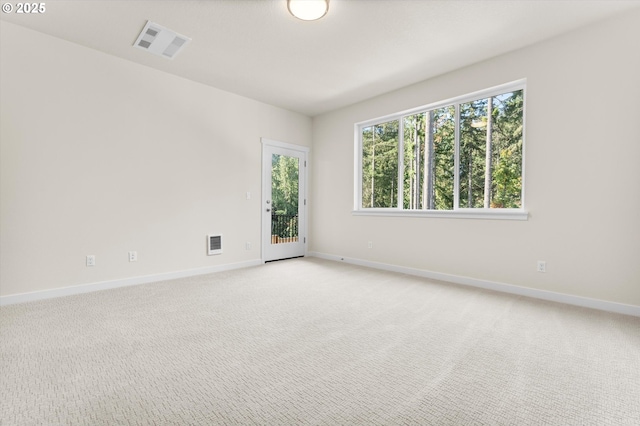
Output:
[1, 257, 639, 425]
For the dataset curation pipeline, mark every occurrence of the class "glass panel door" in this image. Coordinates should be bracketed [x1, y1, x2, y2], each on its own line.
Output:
[262, 142, 306, 262]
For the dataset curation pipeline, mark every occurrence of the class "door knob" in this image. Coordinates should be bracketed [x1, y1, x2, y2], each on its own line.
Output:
[266, 208, 271, 212]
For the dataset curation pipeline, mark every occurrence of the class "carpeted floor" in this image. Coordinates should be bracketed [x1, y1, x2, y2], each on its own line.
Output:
[1, 257, 639, 425]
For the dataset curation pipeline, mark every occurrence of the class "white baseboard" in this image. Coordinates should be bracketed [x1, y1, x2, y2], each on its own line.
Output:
[308, 252, 640, 317]
[0, 259, 263, 306]
[5, 254, 638, 318]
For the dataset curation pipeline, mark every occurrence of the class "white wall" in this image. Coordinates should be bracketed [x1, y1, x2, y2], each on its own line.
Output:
[3, 11, 639, 308]
[0, 22, 311, 297]
[310, 10, 640, 307]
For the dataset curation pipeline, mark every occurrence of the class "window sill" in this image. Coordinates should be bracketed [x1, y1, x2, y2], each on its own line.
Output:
[351, 208, 528, 221]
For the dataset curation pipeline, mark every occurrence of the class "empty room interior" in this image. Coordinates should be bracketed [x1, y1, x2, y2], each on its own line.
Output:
[1, 0, 639, 424]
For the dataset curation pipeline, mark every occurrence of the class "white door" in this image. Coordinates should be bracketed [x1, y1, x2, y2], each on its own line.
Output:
[262, 139, 308, 262]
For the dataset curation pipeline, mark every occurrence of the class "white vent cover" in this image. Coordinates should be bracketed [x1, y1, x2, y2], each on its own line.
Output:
[133, 21, 191, 60]
[207, 234, 223, 256]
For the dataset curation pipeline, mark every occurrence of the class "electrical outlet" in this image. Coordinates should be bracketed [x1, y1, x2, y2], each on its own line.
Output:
[246, 242, 252, 250]
[367, 241, 373, 249]
[129, 251, 137, 262]
[86, 255, 95, 267]
[537, 261, 546, 273]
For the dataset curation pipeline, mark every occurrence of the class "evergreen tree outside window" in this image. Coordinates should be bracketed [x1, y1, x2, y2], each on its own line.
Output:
[362, 120, 399, 208]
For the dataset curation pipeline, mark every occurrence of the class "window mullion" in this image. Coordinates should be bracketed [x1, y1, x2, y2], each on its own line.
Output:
[453, 103, 460, 210]
[355, 125, 363, 210]
[397, 118, 404, 209]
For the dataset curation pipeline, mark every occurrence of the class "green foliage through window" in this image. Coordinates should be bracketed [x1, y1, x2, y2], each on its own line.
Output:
[358, 85, 524, 211]
[403, 107, 455, 210]
[459, 91, 523, 208]
[271, 154, 299, 215]
[362, 120, 399, 208]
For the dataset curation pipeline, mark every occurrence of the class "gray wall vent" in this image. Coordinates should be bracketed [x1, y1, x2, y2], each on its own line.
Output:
[207, 234, 223, 256]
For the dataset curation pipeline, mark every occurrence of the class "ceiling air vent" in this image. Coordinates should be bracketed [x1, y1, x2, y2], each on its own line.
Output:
[207, 234, 223, 256]
[133, 21, 191, 60]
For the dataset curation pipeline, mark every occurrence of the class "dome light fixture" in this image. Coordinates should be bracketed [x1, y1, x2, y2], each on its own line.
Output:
[287, 0, 329, 21]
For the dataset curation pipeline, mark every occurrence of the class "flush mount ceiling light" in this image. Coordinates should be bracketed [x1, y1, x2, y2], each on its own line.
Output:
[287, 0, 329, 21]
[133, 21, 191, 60]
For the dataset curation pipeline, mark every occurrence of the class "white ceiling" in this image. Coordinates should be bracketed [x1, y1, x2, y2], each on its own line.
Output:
[2, 0, 639, 116]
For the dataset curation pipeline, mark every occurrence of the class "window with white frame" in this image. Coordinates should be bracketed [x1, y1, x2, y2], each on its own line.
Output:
[355, 80, 526, 219]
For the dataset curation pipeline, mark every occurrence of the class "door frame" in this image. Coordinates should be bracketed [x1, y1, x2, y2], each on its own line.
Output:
[261, 138, 309, 263]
